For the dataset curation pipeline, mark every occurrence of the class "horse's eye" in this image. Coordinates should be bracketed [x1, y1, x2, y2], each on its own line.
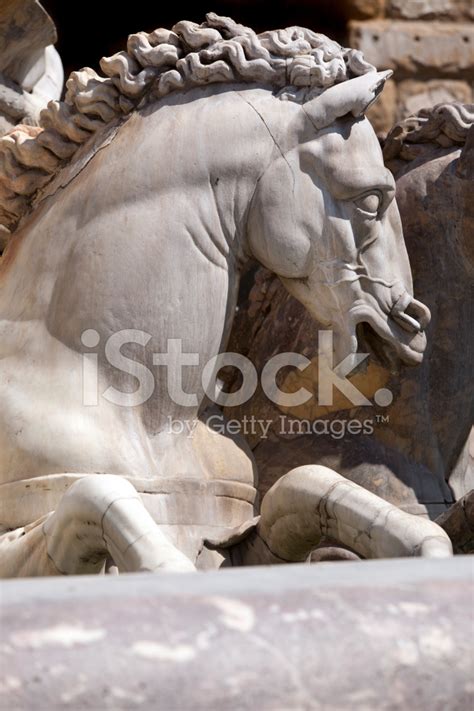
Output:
[354, 192, 381, 216]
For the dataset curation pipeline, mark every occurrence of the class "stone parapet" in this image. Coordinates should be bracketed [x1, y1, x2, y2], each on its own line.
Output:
[1, 557, 473, 710]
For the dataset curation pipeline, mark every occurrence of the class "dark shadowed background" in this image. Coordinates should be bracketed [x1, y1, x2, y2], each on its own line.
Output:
[41, 1, 472, 136]
[40, 1, 360, 80]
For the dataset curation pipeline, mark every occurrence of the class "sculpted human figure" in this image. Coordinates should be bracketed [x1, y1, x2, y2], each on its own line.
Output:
[0, 14, 452, 577]
[0, 0, 63, 252]
[0, 0, 63, 135]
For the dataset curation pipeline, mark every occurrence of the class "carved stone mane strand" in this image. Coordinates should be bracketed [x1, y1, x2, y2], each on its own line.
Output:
[383, 102, 474, 164]
[0, 12, 375, 240]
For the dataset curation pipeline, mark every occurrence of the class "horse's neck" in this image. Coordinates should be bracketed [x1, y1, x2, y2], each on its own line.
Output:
[0, 87, 276, 434]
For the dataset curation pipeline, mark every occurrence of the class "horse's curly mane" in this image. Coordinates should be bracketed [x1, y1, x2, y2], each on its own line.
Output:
[0, 12, 375, 238]
[383, 102, 474, 163]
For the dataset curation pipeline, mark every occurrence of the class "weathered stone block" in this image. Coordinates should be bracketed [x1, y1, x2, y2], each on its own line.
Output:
[397, 79, 473, 118]
[387, 0, 474, 21]
[350, 20, 474, 77]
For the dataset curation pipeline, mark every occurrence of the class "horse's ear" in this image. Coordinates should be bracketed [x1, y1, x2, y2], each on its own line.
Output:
[350, 70, 393, 116]
[301, 70, 393, 131]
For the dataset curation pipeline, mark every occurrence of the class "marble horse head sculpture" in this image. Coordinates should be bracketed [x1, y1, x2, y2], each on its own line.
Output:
[0, 14, 450, 577]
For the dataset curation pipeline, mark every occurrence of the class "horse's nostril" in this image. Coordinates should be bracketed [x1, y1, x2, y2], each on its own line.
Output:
[392, 311, 422, 333]
[391, 297, 430, 333]
[405, 299, 431, 330]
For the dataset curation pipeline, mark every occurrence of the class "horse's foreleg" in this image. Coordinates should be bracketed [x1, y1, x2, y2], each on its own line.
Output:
[236, 465, 452, 565]
[0, 475, 195, 577]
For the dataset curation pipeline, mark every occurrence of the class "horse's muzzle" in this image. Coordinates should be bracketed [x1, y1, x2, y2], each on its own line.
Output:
[390, 293, 431, 334]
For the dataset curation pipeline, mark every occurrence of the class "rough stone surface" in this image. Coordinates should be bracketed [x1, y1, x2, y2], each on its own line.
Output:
[350, 20, 474, 78]
[397, 79, 473, 118]
[387, 0, 474, 21]
[0, 558, 472, 710]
